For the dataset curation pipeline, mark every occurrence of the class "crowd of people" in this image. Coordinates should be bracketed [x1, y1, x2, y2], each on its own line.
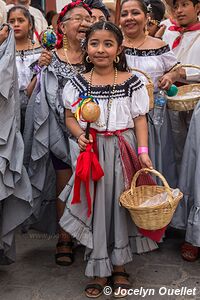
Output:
[0, 0, 200, 298]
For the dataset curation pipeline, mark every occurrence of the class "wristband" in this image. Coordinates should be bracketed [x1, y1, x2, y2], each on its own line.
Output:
[138, 146, 148, 155]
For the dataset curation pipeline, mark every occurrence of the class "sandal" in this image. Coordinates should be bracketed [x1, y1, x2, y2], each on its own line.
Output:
[112, 271, 131, 298]
[85, 277, 109, 298]
[181, 242, 199, 262]
[55, 241, 74, 266]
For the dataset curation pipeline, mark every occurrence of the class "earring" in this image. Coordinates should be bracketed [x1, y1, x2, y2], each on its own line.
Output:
[86, 56, 91, 63]
[145, 25, 149, 36]
[114, 56, 120, 64]
[28, 29, 33, 40]
[63, 34, 69, 50]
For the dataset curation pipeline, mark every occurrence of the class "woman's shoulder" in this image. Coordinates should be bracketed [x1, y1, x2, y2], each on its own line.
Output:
[143, 36, 167, 49]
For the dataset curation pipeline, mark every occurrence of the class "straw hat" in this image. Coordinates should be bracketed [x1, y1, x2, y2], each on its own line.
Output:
[102, 0, 116, 11]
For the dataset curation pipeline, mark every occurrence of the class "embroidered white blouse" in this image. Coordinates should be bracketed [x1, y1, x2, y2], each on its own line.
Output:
[16, 47, 42, 91]
[63, 73, 149, 131]
[125, 45, 178, 93]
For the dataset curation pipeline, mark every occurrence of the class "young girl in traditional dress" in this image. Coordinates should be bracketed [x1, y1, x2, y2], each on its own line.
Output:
[7, 5, 51, 132]
[59, 21, 153, 298]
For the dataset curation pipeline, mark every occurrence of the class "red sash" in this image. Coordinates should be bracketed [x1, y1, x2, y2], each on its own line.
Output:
[169, 22, 200, 49]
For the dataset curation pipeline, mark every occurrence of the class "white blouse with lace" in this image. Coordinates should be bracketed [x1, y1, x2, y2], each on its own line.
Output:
[63, 73, 149, 131]
[125, 45, 178, 93]
[16, 47, 42, 91]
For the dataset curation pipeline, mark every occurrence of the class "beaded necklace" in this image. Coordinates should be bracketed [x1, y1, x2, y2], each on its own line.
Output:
[16, 39, 35, 63]
[88, 67, 118, 129]
[63, 48, 82, 74]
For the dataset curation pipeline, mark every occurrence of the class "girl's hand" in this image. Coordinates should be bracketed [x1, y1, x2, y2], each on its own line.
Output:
[38, 49, 52, 67]
[158, 73, 173, 90]
[78, 133, 93, 151]
[139, 153, 153, 169]
[0, 25, 9, 45]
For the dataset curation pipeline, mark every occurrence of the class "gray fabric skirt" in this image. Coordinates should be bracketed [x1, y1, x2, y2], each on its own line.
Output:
[148, 109, 177, 188]
[171, 102, 200, 247]
[59, 130, 158, 278]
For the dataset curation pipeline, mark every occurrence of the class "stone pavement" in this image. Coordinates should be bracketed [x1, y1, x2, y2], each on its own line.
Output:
[0, 228, 199, 300]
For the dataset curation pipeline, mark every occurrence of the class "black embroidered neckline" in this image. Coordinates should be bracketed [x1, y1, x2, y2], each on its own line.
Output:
[124, 45, 170, 56]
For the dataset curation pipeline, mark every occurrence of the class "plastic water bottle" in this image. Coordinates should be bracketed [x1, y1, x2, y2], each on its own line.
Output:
[153, 90, 166, 126]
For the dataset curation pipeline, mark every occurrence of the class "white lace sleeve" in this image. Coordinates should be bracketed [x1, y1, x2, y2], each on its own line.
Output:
[62, 80, 79, 113]
[131, 84, 149, 119]
[161, 49, 178, 72]
[185, 68, 200, 82]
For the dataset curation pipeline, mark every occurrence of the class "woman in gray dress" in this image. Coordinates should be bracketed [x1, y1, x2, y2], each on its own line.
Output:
[22, 0, 92, 267]
[0, 24, 32, 264]
[119, 0, 182, 254]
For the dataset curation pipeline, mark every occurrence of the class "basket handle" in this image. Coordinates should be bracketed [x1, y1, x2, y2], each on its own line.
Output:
[180, 64, 200, 71]
[129, 67, 153, 85]
[131, 168, 173, 204]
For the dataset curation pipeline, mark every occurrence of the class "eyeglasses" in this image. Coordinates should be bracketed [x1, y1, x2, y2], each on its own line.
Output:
[64, 14, 92, 24]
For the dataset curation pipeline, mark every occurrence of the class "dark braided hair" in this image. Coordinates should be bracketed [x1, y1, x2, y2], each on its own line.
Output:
[83, 21, 128, 72]
[84, 0, 110, 19]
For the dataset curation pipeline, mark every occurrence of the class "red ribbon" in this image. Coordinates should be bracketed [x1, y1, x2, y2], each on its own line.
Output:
[71, 129, 104, 217]
[72, 128, 167, 241]
[169, 22, 200, 49]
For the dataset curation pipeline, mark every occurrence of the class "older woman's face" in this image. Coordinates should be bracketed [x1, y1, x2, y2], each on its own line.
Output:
[120, 0, 147, 37]
[60, 7, 92, 42]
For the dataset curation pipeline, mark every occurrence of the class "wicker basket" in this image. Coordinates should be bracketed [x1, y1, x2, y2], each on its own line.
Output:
[129, 68, 154, 110]
[120, 168, 183, 230]
[167, 64, 200, 111]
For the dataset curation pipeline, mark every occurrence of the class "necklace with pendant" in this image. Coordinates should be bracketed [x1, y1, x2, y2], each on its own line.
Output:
[125, 35, 147, 49]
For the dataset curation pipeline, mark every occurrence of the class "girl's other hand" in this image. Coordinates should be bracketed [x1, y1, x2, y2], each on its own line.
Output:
[139, 153, 153, 169]
[158, 73, 173, 90]
[0, 25, 9, 45]
[38, 49, 52, 67]
[78, 133, 93, 151]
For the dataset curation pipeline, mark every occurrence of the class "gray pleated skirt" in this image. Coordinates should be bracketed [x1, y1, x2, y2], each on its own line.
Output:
[148, 109, 177, 188]
[171, 102, 200, 247]
[59, 130, 158, 278]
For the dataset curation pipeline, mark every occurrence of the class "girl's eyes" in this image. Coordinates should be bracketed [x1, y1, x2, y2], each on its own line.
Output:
[90, 42, 98, 47]
[89, 42, 113, 47]
[174, 1, 189, 9]
[121, 10, 141, 17]
[105, 42, 112, 47]
[9, 18, 26, 24]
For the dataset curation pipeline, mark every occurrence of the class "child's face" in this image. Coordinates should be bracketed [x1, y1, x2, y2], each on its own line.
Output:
[87, 29, 121, 68]
[8, 10, 31, 40]
[173, 0, 199, 26]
